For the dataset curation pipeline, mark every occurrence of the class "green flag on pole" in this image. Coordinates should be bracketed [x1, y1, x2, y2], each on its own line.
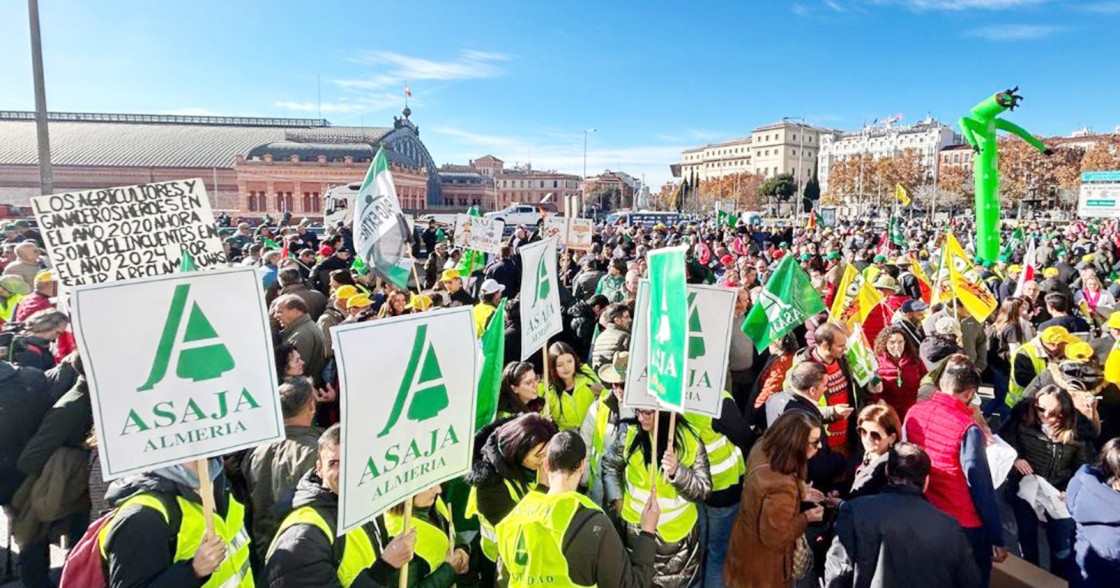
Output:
[647, 246, 689, 412]
[474, 300, 506, 430]
[717, 210, 737, 229]
[350, 256, 369, 277]
[742, 255, 825, 351]
[354, 146, 414, 289]
[889, 215, 905, 247]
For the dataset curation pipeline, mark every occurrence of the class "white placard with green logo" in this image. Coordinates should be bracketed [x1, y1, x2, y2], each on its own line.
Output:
[519, 237, 563, 360]
[454, 213, 505, 255]
[646, 246, 689, 412]
[624, 282, 735, 417]
[332, 307, 478, 535]
[71, 267, 282, 480]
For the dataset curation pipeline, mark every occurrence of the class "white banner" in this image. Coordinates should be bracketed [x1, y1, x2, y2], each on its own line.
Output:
[541, 217, 594, 251]
[623, 282, 735, 417]
[333, 307, 477, 535]
[519, 237, 563, 359]
[72, 268, 282, 480]
[30, 179, 226, 287]
[454, 214, 505, 255]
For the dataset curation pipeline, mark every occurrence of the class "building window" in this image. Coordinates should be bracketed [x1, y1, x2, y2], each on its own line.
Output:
[302, 192, 312, 212]
[247, 191, 258, 212]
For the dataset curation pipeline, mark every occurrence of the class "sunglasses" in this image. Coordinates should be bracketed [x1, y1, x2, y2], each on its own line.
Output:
[858, 427, 884, 443]
[610, 382, 625, 389]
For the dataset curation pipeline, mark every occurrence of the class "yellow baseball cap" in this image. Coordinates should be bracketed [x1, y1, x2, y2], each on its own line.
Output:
[1065, 341, 1095, 362]
[346, 294, 372, 309]
[406, 293, 432, 311]
[1008, 265, 1022, 274]
[334, 285, 358, 301]
[1040, 326, 1076, 346]
[1108, 312, 1120, 330]
[440, 269, 462, 282]
[33, 269, 55, 284]
[1042, 267, 1060, 279]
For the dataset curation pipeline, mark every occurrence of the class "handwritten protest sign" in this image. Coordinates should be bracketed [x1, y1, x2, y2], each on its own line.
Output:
[72, 268, 282, 480]
[454, 213, 504, 255]
[542, 216, 594, 251]
[332, 307, 477, 534]
[30, 179, 226, 287]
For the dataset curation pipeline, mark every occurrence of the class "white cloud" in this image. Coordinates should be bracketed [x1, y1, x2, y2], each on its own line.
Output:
[337, 49, 510, 90]
[823, 0, 847, 11]
[870, 0, 1053, 9]
[1081, 1, 1120, 13]
[964, 24, 1061, 40]
[792, 3, 811, 16]
[273, 101, 369, 114]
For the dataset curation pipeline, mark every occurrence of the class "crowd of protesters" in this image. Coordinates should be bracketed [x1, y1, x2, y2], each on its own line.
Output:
[2, 210, 1120, 588]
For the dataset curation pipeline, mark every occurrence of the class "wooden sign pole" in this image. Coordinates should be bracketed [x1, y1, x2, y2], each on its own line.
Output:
[541, 345, 551, 420]
[398, 498, 413, 588]
[196, 458, 216, 533]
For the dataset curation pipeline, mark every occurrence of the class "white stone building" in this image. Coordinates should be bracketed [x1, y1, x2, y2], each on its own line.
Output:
[818, 116, 958, 195]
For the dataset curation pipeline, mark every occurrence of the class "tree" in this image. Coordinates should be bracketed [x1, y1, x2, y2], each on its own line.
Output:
[653, 182, 678, 210]
[936, 164, 974, 210]
[1082, 135, 1120, 172]
[803, 169, 821, 201]
[758, 173, 797, 201]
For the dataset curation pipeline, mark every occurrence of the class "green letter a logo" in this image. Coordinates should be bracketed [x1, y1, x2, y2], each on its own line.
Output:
[514, 530, 529, 566]
[378, 324, 449, 437]
[533, 252, 550, 306]
[687, 292, 705, 360]
[138, 283, 235, 391]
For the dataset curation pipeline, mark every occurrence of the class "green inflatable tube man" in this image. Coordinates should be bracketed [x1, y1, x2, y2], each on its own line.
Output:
[959, 86, 1053, 262]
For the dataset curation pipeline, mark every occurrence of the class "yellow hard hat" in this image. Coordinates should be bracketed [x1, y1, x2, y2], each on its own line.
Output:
[406, 293, 432, 311]
[334, 285, 358, 301]
[346, 294, 372, 309]
[1065, 341, 1095, 363]
[33, 270, 56, 284]
[1040, 326, 1076, 346]
[1107, 311, 1120, 330]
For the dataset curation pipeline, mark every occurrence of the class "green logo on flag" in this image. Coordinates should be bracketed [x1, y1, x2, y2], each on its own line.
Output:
[742, 256, 825, 351]
[514, 530, 529, 566]
[378, 324, 449, 437]
[648, 247, 688, 409]
[138, 284, 235, 391]
[687, 292, 705, 360]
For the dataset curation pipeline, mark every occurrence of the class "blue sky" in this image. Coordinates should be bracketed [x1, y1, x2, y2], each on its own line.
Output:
[1, 0, 1117, 187]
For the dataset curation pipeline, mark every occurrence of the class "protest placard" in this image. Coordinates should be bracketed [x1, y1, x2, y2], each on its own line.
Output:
[624, 282, 734, 417]
[30, 179, 226, 288]
[71, 267, 282, 480]
[541, 216, 594, 251]
[519, 237, 563, 360]
[645, 246, 689, 412]
[454, 213, 505, 255]
[332, 307, 477, 534]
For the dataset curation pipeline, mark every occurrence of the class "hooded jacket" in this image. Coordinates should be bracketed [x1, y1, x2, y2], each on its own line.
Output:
[101, 465, 237, 588]
[464, 419, 535, 527]
[1066, 464, 1120, 588]
[262, 470, 403, 588]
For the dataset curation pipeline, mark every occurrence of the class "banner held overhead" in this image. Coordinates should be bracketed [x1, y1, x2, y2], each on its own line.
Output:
[646, 246, 689, 412]
[519, 237, 563, 360]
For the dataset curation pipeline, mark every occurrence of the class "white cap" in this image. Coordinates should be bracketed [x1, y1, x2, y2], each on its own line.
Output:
[480, 279, 505, 295]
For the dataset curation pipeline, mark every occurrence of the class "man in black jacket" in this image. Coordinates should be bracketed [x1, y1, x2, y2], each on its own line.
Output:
[824, 443, 981, 588]
[264, 424, 418, 587]
[767, 362, 849, 493]
[0, 361, 50, 505]
[564, 294, 608, 360]
[310, 248, 352, 295]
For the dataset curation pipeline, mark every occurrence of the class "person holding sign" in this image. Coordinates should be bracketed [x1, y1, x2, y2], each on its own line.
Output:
[496, 431, 660, 588]
[580, 351, 630, 503]
[264, 424, 419, 588]
[99, 458, 253, 587]
[465, 414, 558, 568]
[382, 486, 470, 587]
[602, 409, 711, 588]
[543, 341, 604, 431]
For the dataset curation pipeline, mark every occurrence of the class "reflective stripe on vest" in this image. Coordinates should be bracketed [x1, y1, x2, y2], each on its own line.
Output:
[466, 479, 526, 561]
[620, 427, 700, 543]
[99, 493, 253, 588]
[683, 392, 745, 492]
[546, 370, 600, 432]
[495, 491, 601, 588]
[1008, 340, 1046, 407]
[267, 506, 375, 588]
[385, 497, 453, 573]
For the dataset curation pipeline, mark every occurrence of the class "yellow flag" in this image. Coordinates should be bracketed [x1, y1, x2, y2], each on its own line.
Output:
[944, 233, 998, 322]
[830, 263, 883, 329]
[895, 183, 911, 206]
[909, 256, 933, 303]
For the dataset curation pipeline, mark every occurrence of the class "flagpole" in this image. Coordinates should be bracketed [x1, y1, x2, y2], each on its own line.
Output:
[665, 412, 677, 482]
[541, 344, 551, 420]
[196, 458, 216, 534]
[406, 249, 424, 293]
[649, 410, 659, 484]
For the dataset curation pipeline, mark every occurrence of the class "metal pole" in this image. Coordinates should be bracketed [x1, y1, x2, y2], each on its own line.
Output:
[28, 0, 53, 195]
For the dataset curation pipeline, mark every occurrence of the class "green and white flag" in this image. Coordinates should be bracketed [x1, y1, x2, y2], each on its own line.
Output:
[354, 147, 414, 289]
[845, 325, 879, 387]
[647, 246, 689, 412]
[72, 268, 283, 480]
[475, 300, 506, 431]
[742, 255, 825, 351]
[889, 215, 905, 247]
[332, 307, 477, 535]
[624, 283, 735, 418]
[519, 237, 563, 359]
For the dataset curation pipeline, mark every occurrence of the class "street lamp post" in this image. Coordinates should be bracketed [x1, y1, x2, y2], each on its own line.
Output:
[583, 128, 596, 212]
[28, 0, 53, 196]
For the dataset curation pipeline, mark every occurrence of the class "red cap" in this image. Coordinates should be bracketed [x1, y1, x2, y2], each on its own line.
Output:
[319, 245, 335, 256]
[719, 254, 735, 266]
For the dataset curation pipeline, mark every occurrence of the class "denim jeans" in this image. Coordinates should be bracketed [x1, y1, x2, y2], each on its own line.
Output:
[962, 526, 994, 588]
[1006, 487, 1076, 580]
[697, 502, 740, 588]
